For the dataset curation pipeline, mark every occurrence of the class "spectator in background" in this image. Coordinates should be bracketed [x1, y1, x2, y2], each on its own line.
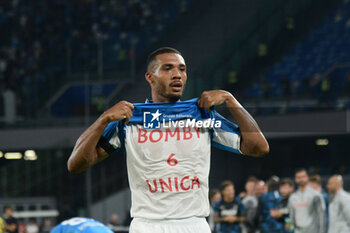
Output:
[288, 168, 326, 233]
[320, 76, 331, 103]
[281, 76, 291, 100]
[241, 177, 258, 233]
[327, 175, 350, 233]
[259, 176, 284, 233]
[17, 222, 26, 233]
[309, 174, 329, 229]
[106, 214, 120, 233]
[40, 219, 52, 233]
[270, 178, 295, 233]
[209, 189, 221, 233]
[214, 180, 246, 233]
[25, 219, 38, 233]
[3, 207, 18, 233]
[2, 85, 16, 124]
[255, 180, 267, 198]
[260, 77, 270, 99]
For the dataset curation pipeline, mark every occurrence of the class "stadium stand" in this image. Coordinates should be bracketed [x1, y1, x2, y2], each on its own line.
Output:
[0, 0, 193, 119]
[244, 0, 350, 100]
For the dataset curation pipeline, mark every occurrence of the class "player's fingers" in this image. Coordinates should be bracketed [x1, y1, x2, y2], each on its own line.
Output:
[125, 101, 135, 110]
[204, 102, 211, 112]
[197, 97, 203, 109]
[124, 109, 133, 124]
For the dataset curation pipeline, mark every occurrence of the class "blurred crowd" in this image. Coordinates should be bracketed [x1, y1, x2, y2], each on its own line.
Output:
[0, 0, 191, 119]
[0, 207, 53, 233]
[1, 169, 349, 233]
[209, 169, 350, 233]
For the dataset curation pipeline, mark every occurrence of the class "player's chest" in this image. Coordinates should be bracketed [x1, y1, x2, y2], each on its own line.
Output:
[125, 124, 211, 165]
[219, 203, 239, 216]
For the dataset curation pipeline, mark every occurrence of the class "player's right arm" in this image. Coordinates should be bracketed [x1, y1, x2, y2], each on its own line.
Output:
[67, 101, 134, 173]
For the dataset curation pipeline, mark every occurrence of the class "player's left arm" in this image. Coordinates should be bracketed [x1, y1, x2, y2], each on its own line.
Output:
[197, 90, 269, 157]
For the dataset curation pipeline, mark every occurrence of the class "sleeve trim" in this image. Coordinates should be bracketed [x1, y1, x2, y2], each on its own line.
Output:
[97, 136, 119, 155]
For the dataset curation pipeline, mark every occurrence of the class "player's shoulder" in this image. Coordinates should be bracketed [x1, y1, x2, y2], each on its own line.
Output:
[288, 191, 298, 201]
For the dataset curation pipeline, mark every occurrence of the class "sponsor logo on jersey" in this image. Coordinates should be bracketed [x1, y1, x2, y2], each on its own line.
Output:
[143, 110, 162, 129]
[143, 109, 221, 129]
[146, 176, 201, 193]
[138, 127, 201, 143]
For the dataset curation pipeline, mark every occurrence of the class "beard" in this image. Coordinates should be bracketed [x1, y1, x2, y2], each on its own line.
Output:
[156, 82, 184, 102]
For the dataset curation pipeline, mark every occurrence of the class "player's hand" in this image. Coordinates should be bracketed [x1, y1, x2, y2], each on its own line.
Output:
[270, 209, 283, 218]
[197, 90, 233, 111]
[223, 215, 238, 223]
[101, 101, 134, 124]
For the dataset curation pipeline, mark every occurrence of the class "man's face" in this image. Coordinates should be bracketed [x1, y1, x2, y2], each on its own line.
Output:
[211, 192, 221, 205]
[5, 208, 12, 217]
[245, 181, 256, 194]
[279, 184, 294, 198]
[222, 185, 235, 200]
[255, 181, 266, 197]
[146, 53, 187, 102]
[309, 181, 321, 192]
[295, 171, 309, 188]
[327, 177, 338, 194]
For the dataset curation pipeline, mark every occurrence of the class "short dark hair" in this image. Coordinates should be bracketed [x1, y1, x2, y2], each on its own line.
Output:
[209, 188, 220, 200]
[267, 176, 280, 191]
[147, 47, 181, 71]
[309, 174, 322, 185]
[220, 180, 234, 192]
[246, 176, 258, 183]
[295, 168, 308, 175]
[279, 178, 294, 187]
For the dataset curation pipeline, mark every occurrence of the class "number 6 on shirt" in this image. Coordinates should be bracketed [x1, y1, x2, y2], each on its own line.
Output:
[167, 153, 178, 166]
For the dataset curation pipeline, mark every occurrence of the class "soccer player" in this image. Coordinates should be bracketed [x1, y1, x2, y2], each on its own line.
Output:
[50, 217, 113, 233]
[3, 207, 18, 233]
[209, 189, 222, 233]
[270, 178, 294, 233]
[259, 176, 284, 233]
[309, 174, 329, 229]
[67, 47, 269, 233]
[213, 181, 246, 233]
[327, 175, 350, 233]
[288, 168, 326, 233]
[241, 177, 258, 233]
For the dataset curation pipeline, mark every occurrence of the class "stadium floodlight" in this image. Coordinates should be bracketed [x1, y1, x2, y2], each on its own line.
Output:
[24, 150, 37, 160]
[0, 151, 3, 158]
[4, 152, 22, 159]
[315, 138, 329, 146]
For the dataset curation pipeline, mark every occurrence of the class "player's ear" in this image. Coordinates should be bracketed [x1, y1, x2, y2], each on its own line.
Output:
[145, 71, 154, 85]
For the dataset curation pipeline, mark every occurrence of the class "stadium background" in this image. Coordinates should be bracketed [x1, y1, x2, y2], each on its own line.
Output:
[0, 0, 350, 231]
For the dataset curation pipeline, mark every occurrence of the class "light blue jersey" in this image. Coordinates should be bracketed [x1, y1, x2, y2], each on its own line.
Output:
[51, 218, 113, 233]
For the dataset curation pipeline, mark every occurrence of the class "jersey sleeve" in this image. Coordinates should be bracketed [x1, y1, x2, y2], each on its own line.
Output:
[210, 110, 242, 154]
[238, 199, 246, 215]
[97, 121, 123, 155]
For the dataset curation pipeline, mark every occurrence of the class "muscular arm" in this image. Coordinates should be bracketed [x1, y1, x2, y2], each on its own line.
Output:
[67, 101, 134, 173]
[213, 213, 245, 223]
[198, 90, 269, 157]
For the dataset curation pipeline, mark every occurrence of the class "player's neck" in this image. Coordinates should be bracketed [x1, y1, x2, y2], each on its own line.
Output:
[151, 92, 180, 103]
[298, 185, 307, 192]
[223, 196, 234, 202]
